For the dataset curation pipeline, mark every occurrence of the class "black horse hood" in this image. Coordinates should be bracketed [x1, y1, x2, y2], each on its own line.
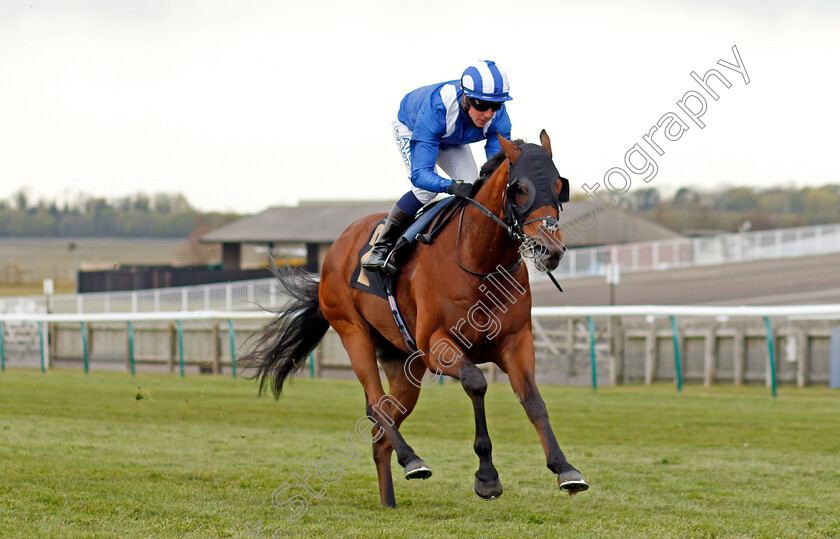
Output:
[505, 143, 569, 223]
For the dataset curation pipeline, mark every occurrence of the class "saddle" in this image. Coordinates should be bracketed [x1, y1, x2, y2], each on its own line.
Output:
[349, 195, 467, 351]
[350, 195, 464, 299]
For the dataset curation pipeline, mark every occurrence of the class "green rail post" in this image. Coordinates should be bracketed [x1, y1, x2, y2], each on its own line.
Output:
[670, 316, 682, 392]
[228, 319, 237, 379]
[764, 316, 777, 398]
[0, 321, 5, 373]
[127, 321, 135, 376]
[587, 316, 597, 390]
[80, 322, 89, 375]
[38, 321, 46, 374]
[176, 320, 185, 378]
[309, 352, 315, 378]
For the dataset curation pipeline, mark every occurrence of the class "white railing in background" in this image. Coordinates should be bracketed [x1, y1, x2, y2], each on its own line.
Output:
[2, 223, 839, 314]
[536, 222, 840, 281]
[0, 278, 280, 315]
[1, 303, 837, 323]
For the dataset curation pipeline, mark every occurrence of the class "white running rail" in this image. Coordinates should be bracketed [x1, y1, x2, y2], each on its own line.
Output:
[537, 222, 840, 281]
[0, 278, 281, 315]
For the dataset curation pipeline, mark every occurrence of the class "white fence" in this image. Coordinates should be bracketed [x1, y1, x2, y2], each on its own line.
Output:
[0, 310, 272, 376]
[0, 278, 281, 315]
[2, 305, 838, 389]
[546, 222, 840, 280]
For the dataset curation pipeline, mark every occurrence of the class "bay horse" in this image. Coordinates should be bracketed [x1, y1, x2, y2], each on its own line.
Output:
[245, 131, 588, 507]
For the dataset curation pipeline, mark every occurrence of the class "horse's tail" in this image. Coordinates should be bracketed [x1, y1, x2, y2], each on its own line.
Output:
[243, 268, 330, 398]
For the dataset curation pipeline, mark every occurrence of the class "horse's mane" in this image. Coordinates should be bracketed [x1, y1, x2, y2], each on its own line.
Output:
[478, 139, 526, 182]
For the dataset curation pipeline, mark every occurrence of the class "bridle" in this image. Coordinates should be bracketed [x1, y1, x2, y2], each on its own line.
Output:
[453, 143, 570, 289]
[454, 195, 566, 276]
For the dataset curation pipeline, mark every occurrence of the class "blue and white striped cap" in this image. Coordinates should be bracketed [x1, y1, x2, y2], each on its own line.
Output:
[460, 60, 512, 102]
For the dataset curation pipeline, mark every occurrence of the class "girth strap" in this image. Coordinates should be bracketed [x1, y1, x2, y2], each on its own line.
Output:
[384, 274, 417, 352]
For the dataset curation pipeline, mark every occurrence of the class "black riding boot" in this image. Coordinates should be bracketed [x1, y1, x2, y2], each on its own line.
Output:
[362, 204, 415, 274]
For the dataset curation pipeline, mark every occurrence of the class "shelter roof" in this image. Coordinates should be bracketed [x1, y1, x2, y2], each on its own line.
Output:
[200, 200, 392, 244]
[557, 201, 683, 247]
[200, 199, 682, 246]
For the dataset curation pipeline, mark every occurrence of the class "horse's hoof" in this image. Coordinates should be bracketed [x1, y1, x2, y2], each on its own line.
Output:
[557, 470, 589, 495]
[473, 476, 503, 500]
[404, 458, 432, 480]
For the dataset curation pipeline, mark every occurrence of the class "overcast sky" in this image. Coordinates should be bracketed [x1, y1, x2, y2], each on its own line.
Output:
[1, 0, 838, 213]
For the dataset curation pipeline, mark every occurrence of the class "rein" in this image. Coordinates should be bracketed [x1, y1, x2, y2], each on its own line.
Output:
[454, 204, 522, 278]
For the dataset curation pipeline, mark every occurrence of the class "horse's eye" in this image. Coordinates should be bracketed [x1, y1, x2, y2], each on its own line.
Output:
[511, 182, 529, 206]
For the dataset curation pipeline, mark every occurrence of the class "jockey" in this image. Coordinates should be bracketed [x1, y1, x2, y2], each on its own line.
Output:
[363, 60, 513, 274]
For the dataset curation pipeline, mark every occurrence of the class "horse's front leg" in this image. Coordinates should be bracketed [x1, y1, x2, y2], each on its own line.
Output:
[501, 333, 589, 494]
[426, 330, 502, 500]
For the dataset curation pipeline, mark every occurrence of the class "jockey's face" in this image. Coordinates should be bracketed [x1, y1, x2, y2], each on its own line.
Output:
[465, 98, 496, 128]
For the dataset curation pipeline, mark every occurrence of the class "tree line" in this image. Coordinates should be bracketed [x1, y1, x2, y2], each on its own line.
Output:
[3, 184, 838, 238]
[0, 190, 239, 238]
[588, 184, 840, 234]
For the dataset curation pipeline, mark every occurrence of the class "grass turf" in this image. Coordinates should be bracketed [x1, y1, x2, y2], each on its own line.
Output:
[1, 368, 839, 538]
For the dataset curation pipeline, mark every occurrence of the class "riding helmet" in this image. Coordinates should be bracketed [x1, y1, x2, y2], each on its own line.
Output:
[460, 60, 512, 102]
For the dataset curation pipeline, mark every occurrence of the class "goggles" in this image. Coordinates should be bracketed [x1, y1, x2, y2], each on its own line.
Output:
[467, 97, 503, 112]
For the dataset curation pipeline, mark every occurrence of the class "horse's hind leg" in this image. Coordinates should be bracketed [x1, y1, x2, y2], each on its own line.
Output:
[330, 320, 428, 490]
[502, 333, 589, 495]
[371, 353, 426, 507]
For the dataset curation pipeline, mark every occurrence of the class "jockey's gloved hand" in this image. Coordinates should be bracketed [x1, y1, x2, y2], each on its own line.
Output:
[446, 181, 474, 198]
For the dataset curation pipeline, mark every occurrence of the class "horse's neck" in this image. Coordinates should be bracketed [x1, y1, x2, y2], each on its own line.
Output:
[460, 163, 520, 274]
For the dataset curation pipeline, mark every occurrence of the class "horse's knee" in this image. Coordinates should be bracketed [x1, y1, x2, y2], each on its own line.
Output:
[460, 365, 487, 398]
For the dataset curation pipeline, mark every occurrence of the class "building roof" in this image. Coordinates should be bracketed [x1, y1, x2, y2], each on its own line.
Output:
[200, 199, 682, 246]
[557, 201, 683, 246]
[200, 200, 393, 244]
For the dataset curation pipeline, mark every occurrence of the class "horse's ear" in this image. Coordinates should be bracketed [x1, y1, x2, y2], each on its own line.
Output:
[497, 132, 521, 165]
[539, 129, 552, 158]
